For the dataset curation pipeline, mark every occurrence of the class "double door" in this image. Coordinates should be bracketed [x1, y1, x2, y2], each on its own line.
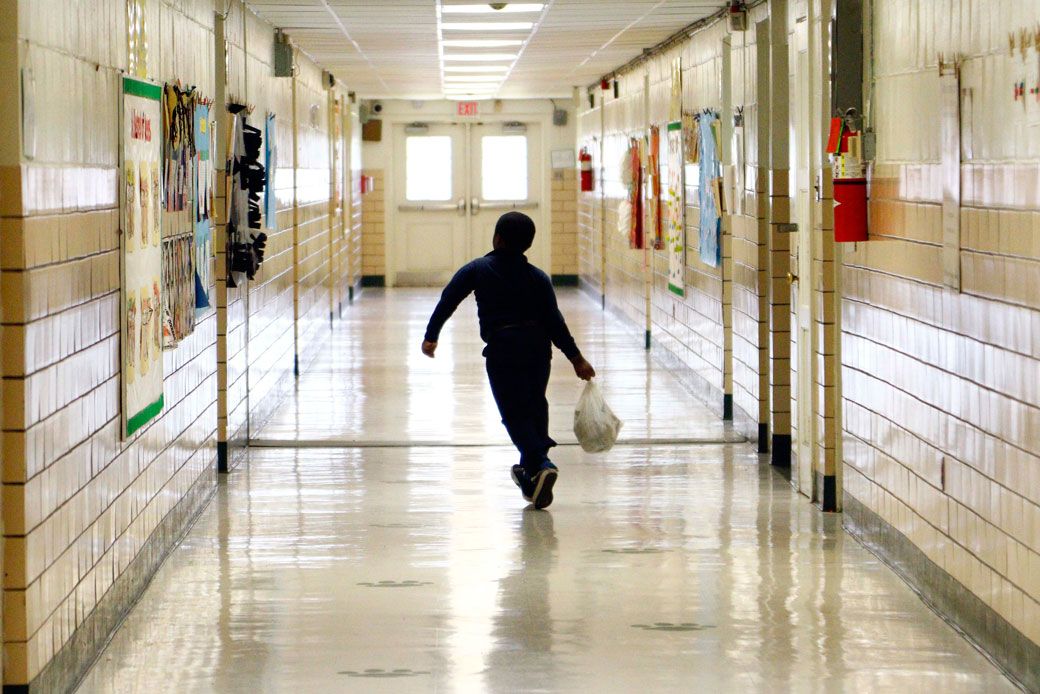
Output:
[392, 121, 545, 286]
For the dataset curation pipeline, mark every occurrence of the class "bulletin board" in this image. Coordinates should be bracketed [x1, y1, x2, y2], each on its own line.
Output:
[120, 76, 164, 438]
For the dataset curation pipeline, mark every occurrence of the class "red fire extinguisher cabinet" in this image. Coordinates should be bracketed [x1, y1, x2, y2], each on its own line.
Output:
[833, 178, 868, 242]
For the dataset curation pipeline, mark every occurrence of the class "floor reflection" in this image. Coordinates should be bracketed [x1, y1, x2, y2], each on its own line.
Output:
[72, 289, 1019, 694]
[485, 509, 559, 693]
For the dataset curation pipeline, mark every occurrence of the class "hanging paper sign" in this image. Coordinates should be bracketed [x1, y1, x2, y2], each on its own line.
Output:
[648, 125, 663, 249]
[194, 102, 212, 315]
[628, 137, 644, 249]
[665, 121, 685, 296]
[698, 112, 722, 268]
[121, 76, 164, 438]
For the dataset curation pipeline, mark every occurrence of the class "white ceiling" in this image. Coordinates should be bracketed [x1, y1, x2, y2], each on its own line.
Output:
[244, 0, 729, 99]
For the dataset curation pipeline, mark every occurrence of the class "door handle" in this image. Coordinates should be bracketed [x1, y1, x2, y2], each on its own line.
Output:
[457, 198, 466, 216]
[478, 201, 540, 211]
[397, 203, 459, 212]
[471, 197, 480, 215]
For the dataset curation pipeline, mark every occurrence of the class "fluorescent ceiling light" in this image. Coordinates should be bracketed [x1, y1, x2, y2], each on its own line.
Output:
[444, 75, 502, 81]
[442, 3, 544, 13]
[442, 39, 523, 47]
[442, 53, 518, 61]
[441, 22, 533, 31]
[443, 65, 509, 72]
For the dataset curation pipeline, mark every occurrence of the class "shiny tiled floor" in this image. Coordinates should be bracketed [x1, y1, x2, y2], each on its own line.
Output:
[75, 289, 1018, 693]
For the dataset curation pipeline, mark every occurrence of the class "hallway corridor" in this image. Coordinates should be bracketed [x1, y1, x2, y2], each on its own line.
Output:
[72, 290, 1016, 694]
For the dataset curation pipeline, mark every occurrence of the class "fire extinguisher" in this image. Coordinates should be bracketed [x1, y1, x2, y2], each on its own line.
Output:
[579, 147, 594, 192]
[827, 116, 868, 242]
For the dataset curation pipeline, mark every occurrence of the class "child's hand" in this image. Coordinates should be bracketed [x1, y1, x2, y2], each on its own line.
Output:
[422, 340, 438, 358]
[570, 355, 596, 381]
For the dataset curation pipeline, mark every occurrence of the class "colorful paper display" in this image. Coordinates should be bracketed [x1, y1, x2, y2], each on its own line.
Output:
[665, 121, 685, 296]
[195, 102, 213, 314]
[121, 76, 164, 437]
[697, 112, 722, 268]
[162, 234, 196, 347]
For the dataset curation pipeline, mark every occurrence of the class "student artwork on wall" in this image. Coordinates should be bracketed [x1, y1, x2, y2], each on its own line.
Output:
[163, 83, 195, 215]
[697, 111, 722, 268]
[665, 121, 685, 296]
[162, 234, 196, 348]
[195, 101, 213, 314]
[121, 76, 164, 438]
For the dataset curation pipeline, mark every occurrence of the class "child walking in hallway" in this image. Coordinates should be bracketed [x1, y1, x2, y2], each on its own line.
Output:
[422, 211, 596, 509]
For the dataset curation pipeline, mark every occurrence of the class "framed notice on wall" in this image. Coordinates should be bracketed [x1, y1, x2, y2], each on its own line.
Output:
[120, 76, 164, 438]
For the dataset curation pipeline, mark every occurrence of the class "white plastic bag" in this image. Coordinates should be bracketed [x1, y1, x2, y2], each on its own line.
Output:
[573, 380, 622, 453]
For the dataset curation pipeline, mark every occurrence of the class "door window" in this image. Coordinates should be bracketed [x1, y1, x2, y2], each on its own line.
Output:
[481, 135, 527, 200]
[406, 136, 453, 201]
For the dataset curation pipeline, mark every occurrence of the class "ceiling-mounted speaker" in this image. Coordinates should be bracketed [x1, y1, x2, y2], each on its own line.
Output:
[322, 70, 335, 90]
[274, 30, 294, 77]
[553, 108, 567, 126]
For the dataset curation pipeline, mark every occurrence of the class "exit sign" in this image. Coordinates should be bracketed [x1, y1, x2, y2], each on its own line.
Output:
[457, 101, 479, 117]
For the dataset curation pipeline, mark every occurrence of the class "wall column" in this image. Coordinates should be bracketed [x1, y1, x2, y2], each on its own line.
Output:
[721, 36, 734, 419]
[767, 0, 793, 467]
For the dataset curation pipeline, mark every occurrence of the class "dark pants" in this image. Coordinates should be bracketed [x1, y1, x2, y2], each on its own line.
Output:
[484, 329, 556, 476]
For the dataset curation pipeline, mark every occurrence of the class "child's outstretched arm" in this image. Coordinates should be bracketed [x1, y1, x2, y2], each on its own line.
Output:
[422, 263, 476, 358]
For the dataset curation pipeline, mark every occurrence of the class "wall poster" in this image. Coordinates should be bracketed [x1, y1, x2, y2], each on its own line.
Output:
[121, 76, 164, 438]
[195, 102, 213, 314]
[665, 121, 685, 296]
[697, 112, 722, 267]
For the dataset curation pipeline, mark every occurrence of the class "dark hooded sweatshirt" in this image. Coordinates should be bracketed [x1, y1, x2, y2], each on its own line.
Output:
[423, 249, 580, 361]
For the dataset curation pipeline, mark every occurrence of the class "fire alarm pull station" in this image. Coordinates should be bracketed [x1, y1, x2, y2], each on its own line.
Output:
[828, 115, 868, 242]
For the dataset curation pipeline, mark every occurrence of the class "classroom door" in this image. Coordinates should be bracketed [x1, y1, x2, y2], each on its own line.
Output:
[467, 122, 547, 272]
[792, 21, 815, 500]
[392, 123, 468, 286]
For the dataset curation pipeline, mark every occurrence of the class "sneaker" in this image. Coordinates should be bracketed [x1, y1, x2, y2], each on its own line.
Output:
[511, 464, 535, 502]
[530, 462, 558, 510]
